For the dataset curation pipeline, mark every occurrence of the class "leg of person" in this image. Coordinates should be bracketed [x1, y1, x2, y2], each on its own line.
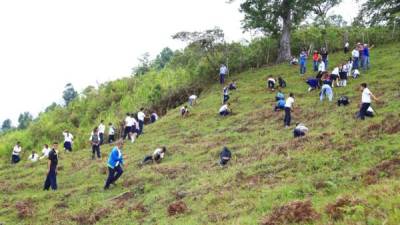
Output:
[92, 145, 96, 160]
[96, 145, 101, 159]
[320, 89, 325, 101]
[104, 167, 115, 189]
[44, 173, 51, 190]
[366, 56, 370, 70]
[99, 133, 104, 145]
[359, 103, 370, 120]
[49, 170, 57, 190]
[139, 120, 144, 135]
[284, 107, 291, 127]
[112, 165, 123, 184]
[142, 155, 153, 164]
[328, 89, 333, 101]
[220, 74, 225, 84]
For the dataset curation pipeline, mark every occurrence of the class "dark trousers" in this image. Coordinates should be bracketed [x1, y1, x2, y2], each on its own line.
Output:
[294, 129, 305, 138]
[359, 103, 371, 120]
[108, 134, 115, 143]
[123, 126, 131, 140]
[104, 165, 123, 189]
[219, 73, 225, 84]
[142, 155, 153, 164]
[223, 95, 230, 103]
[268, 81, 275, 89]
[220, 158, 230, 166]
[11, 155, 20, 164]
[44, 169, 57, 190]
[99, 133, 104, 145]
[92, 145, 101, 159]
[138, 120, 144, 135]
[220, 110, 230, 116]
[284, 107, 291, 126]
[353, 57, 359, 69]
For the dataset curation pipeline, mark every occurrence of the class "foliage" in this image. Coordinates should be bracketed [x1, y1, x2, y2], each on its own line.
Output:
[132, 52, 151, 76]
[359, 0, 400, 25]
[1, 119, 12, 132]
[153, 47, 174, 70]
[63, 83, 78, 106]
[17, 112, 33, 130]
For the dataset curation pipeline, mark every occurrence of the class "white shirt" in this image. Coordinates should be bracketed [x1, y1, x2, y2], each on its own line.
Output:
[153, 148, 165, 159]
[109, 126, 115, 135]
[219, 104, 229, 113]
[42, 147, 51, 157]
[131, 117, 139, 129]
[353, 69, 360, 75]
[151, 113, 159, 121]
[189, 95, 197, 100]
[268, 78, 276, 83]
[345, 42, 349, 48]
[125, 116, 134, 127]
[138, 111, 145, 121]
[362, 88, 372, 103]
[180, 107, 187, 113]
[63, 132, 73, 143]
[295, 124, 309, 132]
[28, 153, 39, 162]
[98, 123, 105, 134]
[220, 66, 228, 74]
[318, 61, 326, 72]
[367, 107, 374, 113]
[352, 49, 359, 58]
[285, 97, 295, 108]
[331, 67, 339, 75]
[115, 148, 122, 166]
[12, 145, 22, 156]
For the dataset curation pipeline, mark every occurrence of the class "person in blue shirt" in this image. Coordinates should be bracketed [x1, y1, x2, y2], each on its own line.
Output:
[306, 77, 319, 92]
[104, 139, 125, 190]
[275, 99, 286, 111]
[362, 44, 370, 71]
[299, 49, 307, 76]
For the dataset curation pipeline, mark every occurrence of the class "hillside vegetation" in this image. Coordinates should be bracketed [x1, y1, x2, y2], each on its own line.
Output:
[1, 43, 400, 225]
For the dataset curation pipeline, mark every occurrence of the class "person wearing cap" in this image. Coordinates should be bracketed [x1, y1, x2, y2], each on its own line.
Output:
[11, 142, 22, 164]
[219, 147, 232, 166]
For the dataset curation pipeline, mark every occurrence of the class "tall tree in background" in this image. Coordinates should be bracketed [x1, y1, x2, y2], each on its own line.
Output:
[63, 83, 78, 106]
[153, 47, 174, 70]
[239, 0, 341, 62]
[132, 52, 151, 76]
[359, 0, 400, 26]
[17, 112, 33, 129]
[1, 119, 12, 131]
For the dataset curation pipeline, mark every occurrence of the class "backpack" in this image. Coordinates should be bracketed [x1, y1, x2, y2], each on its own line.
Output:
[337, 96, 350, 106]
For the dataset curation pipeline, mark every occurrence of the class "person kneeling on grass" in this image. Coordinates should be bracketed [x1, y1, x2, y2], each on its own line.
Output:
[267, 76, 276, 90]
[306, 77, 319, 92]
[278, 76, 287, 88]
[150, 112, 159, 123]
[142, 147, 167, 165]
[275, 89, 285, 101]
[180, 105, 189, 117]
[219, 147, 232, 167]
[228, 80, 237, 90]
[294, 123, 308, 138]
[358, 83, 378, 120]
[104, 139, 124, 190]
[320, 83, 333, 102]
[189, 94, 198, 106]
[275, 98, 286, 112]
[219, 103, 231, 116]
[28, 150, 39, 162]
[11, 142, 22, 164]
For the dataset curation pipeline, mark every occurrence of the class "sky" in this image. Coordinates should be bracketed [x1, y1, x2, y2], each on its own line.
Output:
[0, 0, 363, 125]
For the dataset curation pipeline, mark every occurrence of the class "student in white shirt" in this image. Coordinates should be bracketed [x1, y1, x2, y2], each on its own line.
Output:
[219, 103, 231, 116]
[330, 65, 340, 87]
[40, 144, 51, 159]
[284, 93, 295, 128]
[28, 151, 39, 162]
[267, 76, 276, 90]
[98, 120, 105, 145]
[142, 147, 167, 165]
[150, 112, 159, 123]
[352, 47, 360, 69]
[294, 123, 308, 138]
[130, 113, 139, 143]
[11, 142, 22, 164]
[123, 113, 132, 140]
[180, 106, 189, 117]
[137, 108, 146, 135]
[108, 123, 115, 144]
[222, 86, 230, 104]
[352, 69, 360, 79]
[359, 83, 378, 120]
[63, 130, 73, 152]
[219, 64, 228, 84]
[344, 42, 349, 53]
[188, 95, 198, 106]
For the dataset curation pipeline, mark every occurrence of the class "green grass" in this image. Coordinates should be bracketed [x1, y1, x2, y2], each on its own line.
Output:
[1, 43, 400, 225]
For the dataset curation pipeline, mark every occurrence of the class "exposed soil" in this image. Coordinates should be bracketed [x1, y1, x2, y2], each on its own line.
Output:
[362, 158, 400, 185]
[260, 200, 320, 225]
[325, 196, 365, 220]
[168, 201, 188, 216]
[15, 199, 35, 218]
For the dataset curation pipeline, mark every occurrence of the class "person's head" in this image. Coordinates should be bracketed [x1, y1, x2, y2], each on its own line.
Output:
[100, 120, 104, 123]
[289, 93, 294, 98]
[116, 139, 124, 149]
[44, 144, 48, 148]
[126, 113, 130, 117]
[31, 150, 36, 154]
[131, 113, 135, 117]
[364, 44, 368, 47]
[109, 122, 112, 126]
[93, 127, 98, 133]
[360, 83, 367, 90]
[161, 146, 167, 153]
[184, 105, 187, 109]
[140, 107, 144, 111]
[16, 141, 20, 146]
[52, 142, 59, 150]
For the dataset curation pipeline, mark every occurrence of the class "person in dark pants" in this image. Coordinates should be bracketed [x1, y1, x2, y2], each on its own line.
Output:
[142, 147, 167, 165]
[44, 142, 59, 191]
[358, 83, 378, 120]
[293, 123, 308, 138]
[284, 93, 295, 128]
[104, 139, 125, 190]
[219, 64, 228, 84]
[98, 120, 105, 145]
[11, 142, 22, 164]
[89, 127, 101, 160]
[223, 86, 230, 104]
[219, 147, 232, 166]
[137, 108, 146, 136]
[108, 122, 115, 144]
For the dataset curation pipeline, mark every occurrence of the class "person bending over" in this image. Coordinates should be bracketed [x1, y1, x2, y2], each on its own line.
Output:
[142, 147, 167, 165]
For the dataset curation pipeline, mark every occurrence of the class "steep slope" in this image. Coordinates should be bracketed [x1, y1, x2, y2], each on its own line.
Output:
[1, 43, 400, 225]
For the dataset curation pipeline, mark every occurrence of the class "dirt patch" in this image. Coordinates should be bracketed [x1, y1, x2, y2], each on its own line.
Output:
[361, 114, 400, 139]
[153, 165, 188, 180]
[15, 199, 35, 218]
[99, 166, 107, 175]
[128, 202, 148, 214]
[260, 200, 320, 225]
[325, 196, 365, 220]
[110, 191, 135, 207]
[362, 158, 400, 185]
[168, 201, 188, 216]
[271, 136, 310, 156]
[71, 207, 111, 225]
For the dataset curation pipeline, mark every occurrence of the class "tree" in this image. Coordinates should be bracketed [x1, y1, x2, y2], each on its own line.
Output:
[44, 102, 58, 113]
[132, 52, 151, 76]
[63, 83, 78, 106]
[153, 47, 174, 70]
[18, 112, 33, 129]
[238, 0, 341, 62]
[1, 119, 12, 131]
[359, 0, 400, 25]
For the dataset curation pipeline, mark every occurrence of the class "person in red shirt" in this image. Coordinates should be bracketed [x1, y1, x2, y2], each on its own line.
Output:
[312, 50, 319, 72]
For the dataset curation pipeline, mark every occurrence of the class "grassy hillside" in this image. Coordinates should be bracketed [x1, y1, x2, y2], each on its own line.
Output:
[1, 43, 400, 225]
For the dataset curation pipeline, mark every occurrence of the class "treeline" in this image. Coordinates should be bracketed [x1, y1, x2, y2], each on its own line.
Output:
[0, 25, 399, 158]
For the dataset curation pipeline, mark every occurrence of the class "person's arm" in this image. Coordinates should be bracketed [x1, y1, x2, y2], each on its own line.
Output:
[47, 159, 51, 174]
[370, 92, 378, 101]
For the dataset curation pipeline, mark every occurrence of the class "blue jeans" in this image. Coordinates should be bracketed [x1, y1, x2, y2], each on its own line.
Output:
[320, 85, 333, 101]
[11, 155, 20, 164]
[353, 57, 359, 69]
[323, 59, 328, 69]
[313, 61, 318, 71]
[300, 63, 306, 75]
[44, 169, 57, 190]
[219, 73, 225, 84]
[362, 56, 370, 70]
[104, 165, 123, 189]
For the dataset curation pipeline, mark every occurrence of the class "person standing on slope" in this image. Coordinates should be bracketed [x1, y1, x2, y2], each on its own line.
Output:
[44, 142, 59, 191]
[123, 113, 133, 140]
[299, 49, 307, 76]
[98, 120, 105, 145]
[219, 64, 228, 84]
[11, 141, 22, 164]
[284, 93, 295, 128]
[358, 83, 378, 120]
[108, 122, 115, 144]
[104, 139, 125, 190]
[62, 130, 73, 152]
[137, 108, 146, 136]
[89, 127, 101, 160]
